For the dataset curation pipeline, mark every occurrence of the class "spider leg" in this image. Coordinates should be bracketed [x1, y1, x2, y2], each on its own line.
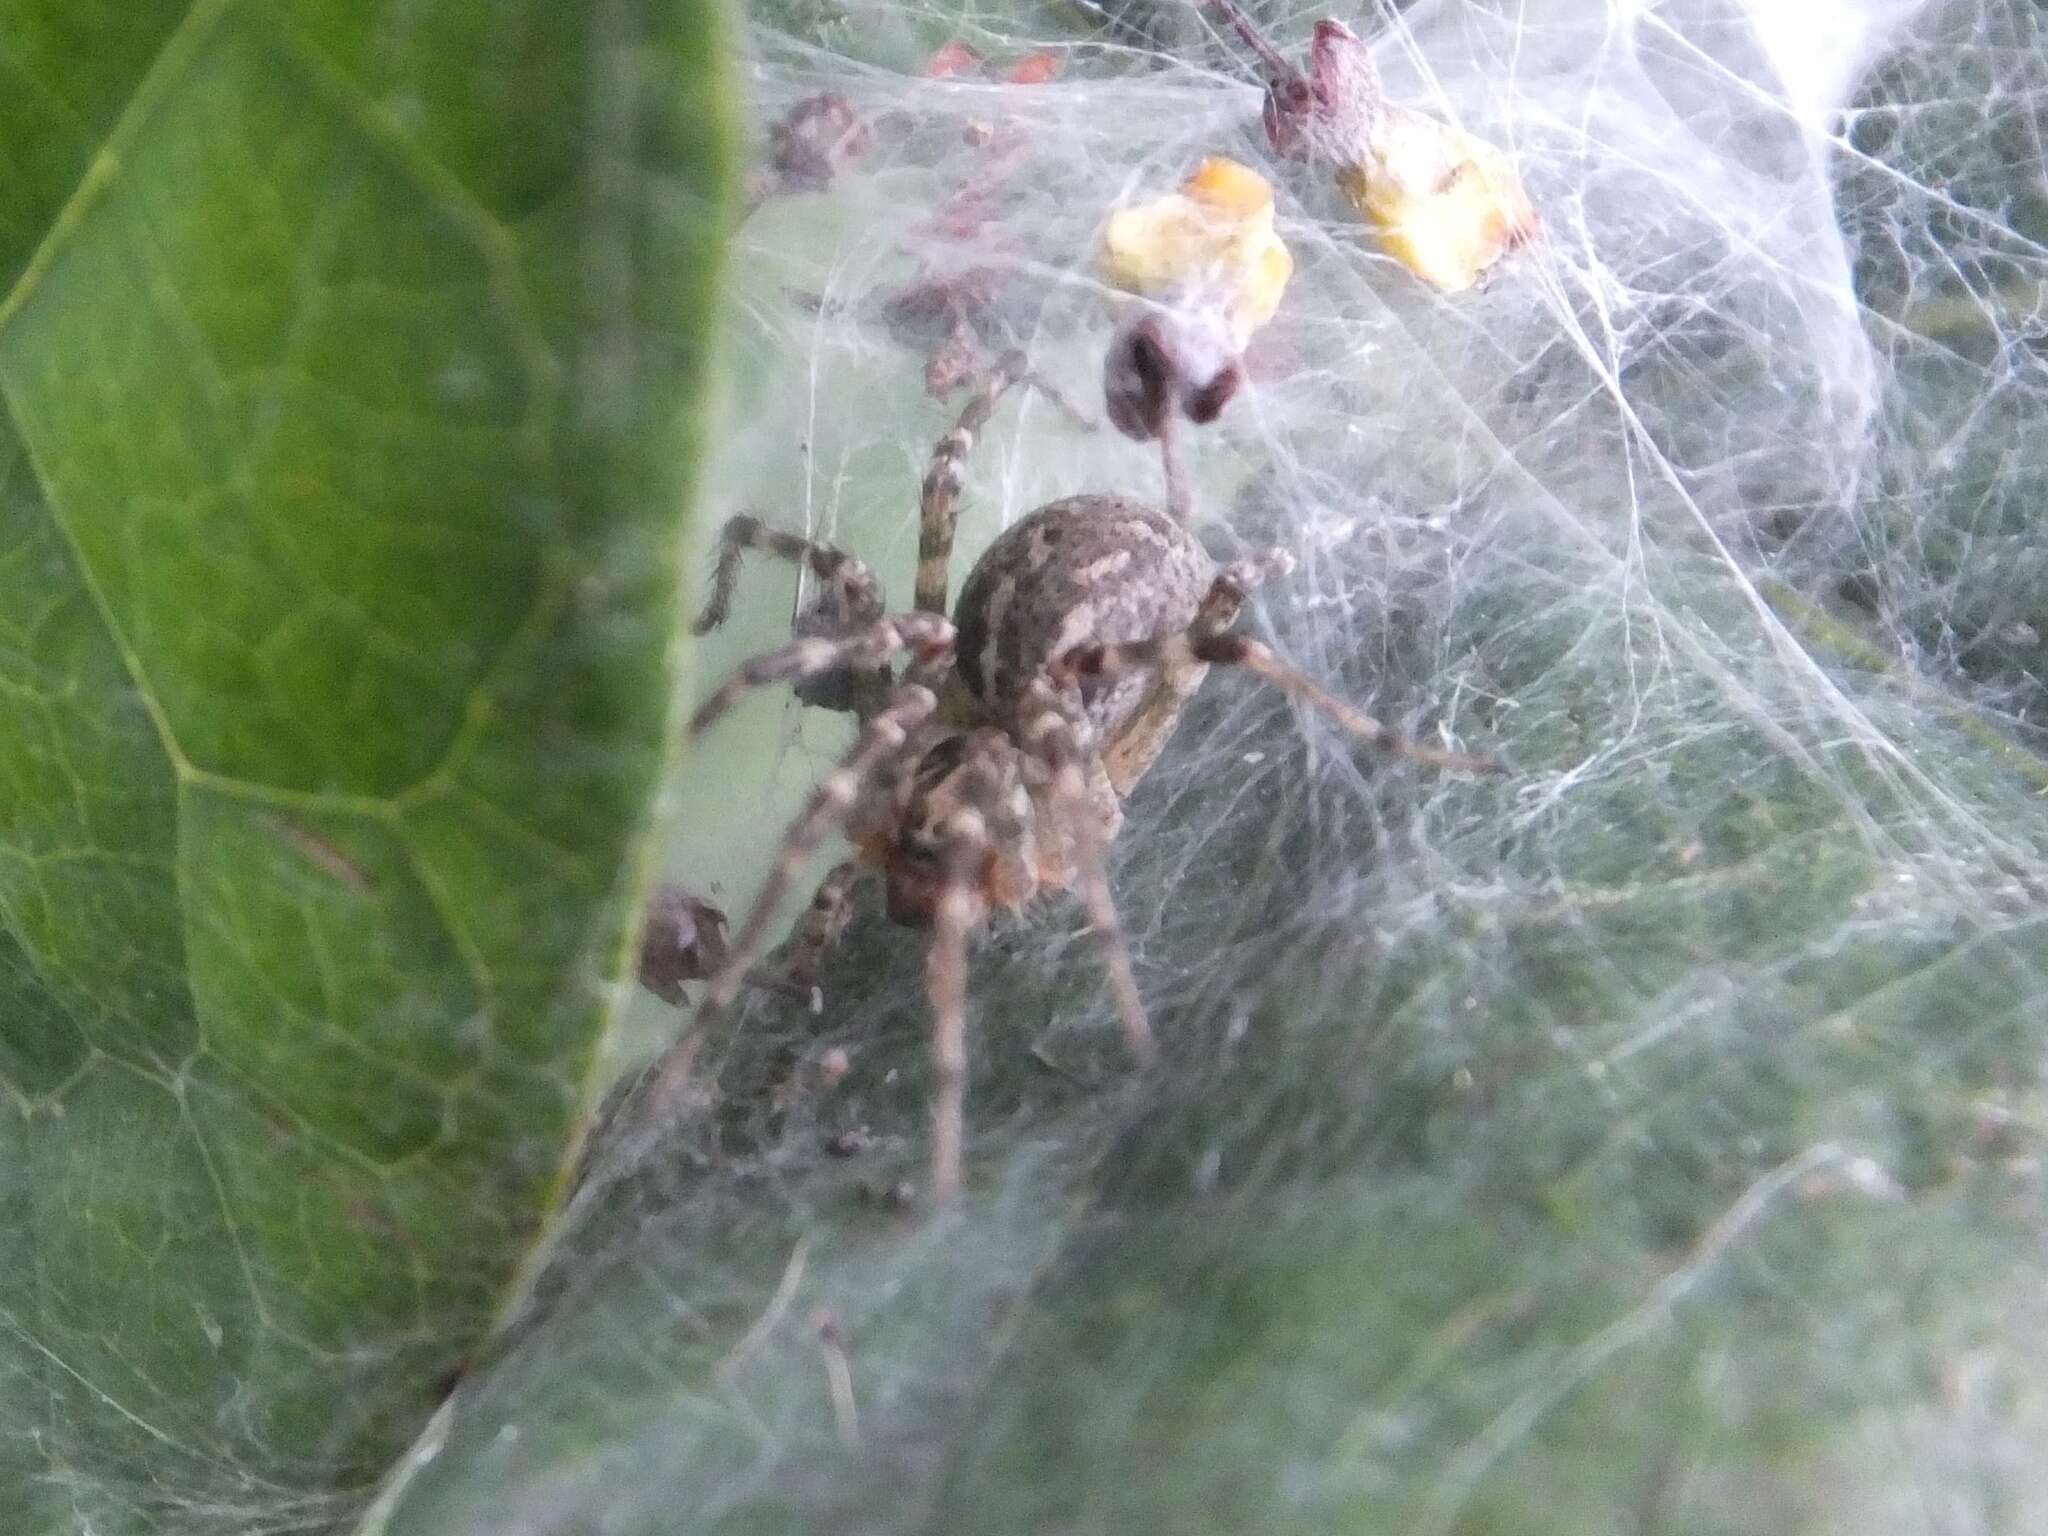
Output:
[696, 514, 894, 717]
[1062, 630, 1502, 775]
[688, 614, 954, 736]
[971, 730, 1039, 902]
[637, 687, 938, 1125]
[914, 349, 1099, 624]
[693, 513, 884, 636]
[1198, 547, 1298, 632]
[1018, 680, 1155, 1067]
[915, 351, 1030, 616]
[924, 804, 989, 1208]
[697, 684, 940, 1019]
[784, 858, 864, 1000]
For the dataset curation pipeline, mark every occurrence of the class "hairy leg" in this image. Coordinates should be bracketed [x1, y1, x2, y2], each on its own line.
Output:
[915, 351, 1030, 617]
[1062, 629, 1501, 775]
[693, 513, 884, 636]
[913, 733, 1040, 1207]
[697, 684, 940, 1019]
[1018, 680, 1155, 1067]
[635, 687, 936, 1129]
[1098, 550, 1298, 796]
[784, 859, 863, 998]
[923, 803, 989, 1208]
[693, 515, 899, 717]
[688, 614, 954, 736]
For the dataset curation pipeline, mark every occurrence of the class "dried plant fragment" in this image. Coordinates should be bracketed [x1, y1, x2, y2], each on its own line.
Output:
[638, 883, 819, 1010]
[1211, 3, 1539, 293]
[748, 91, 873, 211]
[638, 884, 732, 1007]
[1101, 155, 1293, 348]
[1099, 157, 1295, 511]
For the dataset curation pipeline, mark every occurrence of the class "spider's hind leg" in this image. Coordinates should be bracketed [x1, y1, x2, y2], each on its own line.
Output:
[913, 351, 1096, 624]
[1018, 680, 1155, 1070]
[1097, 551, 1302, 797]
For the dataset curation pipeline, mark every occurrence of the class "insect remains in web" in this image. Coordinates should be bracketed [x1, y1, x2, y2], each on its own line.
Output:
[1205, 0, 1540, 294]
[1099, 157, 1296, 519]
[657, 352, 1499, 1208]
[755, 46, 1073, 401]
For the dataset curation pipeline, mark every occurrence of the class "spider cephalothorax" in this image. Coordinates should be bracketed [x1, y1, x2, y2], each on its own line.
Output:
[671, 353, 1494, 1205]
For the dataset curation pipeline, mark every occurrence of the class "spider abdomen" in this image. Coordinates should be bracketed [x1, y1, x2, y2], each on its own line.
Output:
[952, 495, 1213, 740]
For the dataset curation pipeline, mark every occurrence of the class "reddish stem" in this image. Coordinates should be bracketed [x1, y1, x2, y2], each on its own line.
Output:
[1206, 0, 1307, 89]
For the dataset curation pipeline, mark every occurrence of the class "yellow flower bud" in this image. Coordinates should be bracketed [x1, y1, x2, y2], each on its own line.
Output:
[1101, 157, 1294, 347]
[1337, 108, 1539, 294]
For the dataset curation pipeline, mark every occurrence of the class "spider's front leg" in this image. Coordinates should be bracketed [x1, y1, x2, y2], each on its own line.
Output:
[910, 736, 1039, 1207]
[1058, 607, 1502, 775]
[694, 513, 883, 637]
[693, 513, 893, 716]
[635, 662, 946, 1125]
[924, 802, 990, 1209]
[694, 680, 941, 1019]
[688, 613, 953, 735]
[1093, 550, 1297, 796]
[641, 685, 935, 1121]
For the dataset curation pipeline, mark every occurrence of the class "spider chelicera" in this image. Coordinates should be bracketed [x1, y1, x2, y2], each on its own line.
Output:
[677, 352, 1496, 1206]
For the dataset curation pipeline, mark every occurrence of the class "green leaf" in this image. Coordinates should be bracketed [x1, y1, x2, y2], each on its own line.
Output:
[0, 3, 738, 1530]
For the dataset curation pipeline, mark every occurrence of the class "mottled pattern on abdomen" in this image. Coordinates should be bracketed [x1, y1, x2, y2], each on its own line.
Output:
[952, 495, 1213, 738]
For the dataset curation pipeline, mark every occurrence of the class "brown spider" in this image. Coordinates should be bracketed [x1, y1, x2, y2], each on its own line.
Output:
[677, 352, 1496, 1206]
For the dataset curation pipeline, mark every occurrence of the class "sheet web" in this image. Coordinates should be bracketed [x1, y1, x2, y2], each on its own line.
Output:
[370, 1, 2048, 1531]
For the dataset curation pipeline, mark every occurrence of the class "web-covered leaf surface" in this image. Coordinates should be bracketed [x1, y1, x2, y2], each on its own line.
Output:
[0, 3, 736, 1532]
[376, 0, 2048, 1532]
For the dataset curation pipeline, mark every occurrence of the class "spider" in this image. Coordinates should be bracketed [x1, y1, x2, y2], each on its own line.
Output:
[677, 352, 1496, 1206]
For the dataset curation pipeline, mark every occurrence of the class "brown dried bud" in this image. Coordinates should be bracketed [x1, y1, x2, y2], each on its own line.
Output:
[768, 93, 871, 193]
[1103, 311, 1244, 442]
[638, 885, 730, 1006]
